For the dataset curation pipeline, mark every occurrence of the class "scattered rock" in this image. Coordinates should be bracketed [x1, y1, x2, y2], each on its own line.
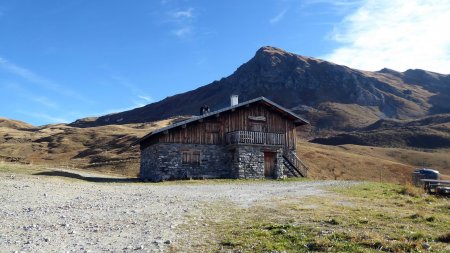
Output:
[134, 245, 144, 250]
[422, 242, 431, 250]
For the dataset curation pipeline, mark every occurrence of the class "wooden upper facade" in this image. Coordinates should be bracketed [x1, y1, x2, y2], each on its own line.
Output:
[136, 97, 309, 149]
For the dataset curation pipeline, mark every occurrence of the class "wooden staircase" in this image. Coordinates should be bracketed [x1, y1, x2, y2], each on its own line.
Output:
[282, 149, 308, 177]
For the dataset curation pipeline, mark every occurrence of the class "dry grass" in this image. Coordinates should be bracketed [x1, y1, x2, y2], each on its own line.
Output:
[0, 117, 177, 176]
[316, 102, 382, 129]
[186, 182, 450, 252]
[1, 117, 449, 183]
[398, 184, 426, 197]
[299, 141, 450, 184]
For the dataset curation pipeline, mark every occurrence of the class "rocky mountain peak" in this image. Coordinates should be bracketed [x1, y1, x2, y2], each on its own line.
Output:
[70, 46, 450, 129]
[252, 46, 320, 67]
[378, 68, 401, 75]
[256, 45, 286, 54]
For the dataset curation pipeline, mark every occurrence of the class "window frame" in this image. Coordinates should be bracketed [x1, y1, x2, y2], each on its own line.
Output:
[181, 150, 201, 166]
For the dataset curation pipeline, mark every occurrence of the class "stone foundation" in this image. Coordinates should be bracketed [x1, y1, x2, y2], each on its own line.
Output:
[140, 143, 286, 181]
[140, 143, 233, 181]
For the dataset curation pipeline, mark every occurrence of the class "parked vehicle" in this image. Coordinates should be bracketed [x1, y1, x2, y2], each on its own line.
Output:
[412, 168, 440, 187]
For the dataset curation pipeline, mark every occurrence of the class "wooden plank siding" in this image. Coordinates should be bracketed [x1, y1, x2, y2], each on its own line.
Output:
[155, 103, 297, 149]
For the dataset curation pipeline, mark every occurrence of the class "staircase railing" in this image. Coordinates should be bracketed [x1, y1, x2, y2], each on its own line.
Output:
[282, 149, 308, 177]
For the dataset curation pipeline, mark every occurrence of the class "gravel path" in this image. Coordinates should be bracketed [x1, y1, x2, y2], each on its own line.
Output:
[0, 170, 354, 252]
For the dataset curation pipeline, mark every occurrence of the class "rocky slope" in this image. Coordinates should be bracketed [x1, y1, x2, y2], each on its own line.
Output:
[73, 46, 450, 130]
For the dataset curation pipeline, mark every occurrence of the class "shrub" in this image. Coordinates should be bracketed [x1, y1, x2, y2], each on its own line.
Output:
[425, 216, 436, 222]
[436, 232, 450, 243]
[407, 232, 425, 241]
[409, 213, 423, 219]
[399, 184, 425, 197]
[325, 218, 340, 225]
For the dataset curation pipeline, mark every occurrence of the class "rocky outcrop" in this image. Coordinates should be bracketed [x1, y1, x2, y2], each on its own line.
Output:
[71, 46, 450, 130]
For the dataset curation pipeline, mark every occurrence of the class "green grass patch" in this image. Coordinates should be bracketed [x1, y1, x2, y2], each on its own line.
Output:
[0, 162, 47, 174]
[190, 182, 450, 252]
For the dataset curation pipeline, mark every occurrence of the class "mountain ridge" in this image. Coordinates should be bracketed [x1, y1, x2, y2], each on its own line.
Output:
[70, 46, 449, 130]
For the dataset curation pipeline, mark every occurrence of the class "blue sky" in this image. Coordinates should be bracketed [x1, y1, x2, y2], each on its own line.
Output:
[1, 0, 449, 126]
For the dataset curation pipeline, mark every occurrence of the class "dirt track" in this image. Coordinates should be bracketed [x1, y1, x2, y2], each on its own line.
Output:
[0, 170, 353, 252]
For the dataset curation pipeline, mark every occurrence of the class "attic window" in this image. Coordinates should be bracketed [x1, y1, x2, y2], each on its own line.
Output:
[181, 150, 201, 165]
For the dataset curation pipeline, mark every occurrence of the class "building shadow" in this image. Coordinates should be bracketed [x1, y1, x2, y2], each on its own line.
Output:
[33, 170, 139, 183]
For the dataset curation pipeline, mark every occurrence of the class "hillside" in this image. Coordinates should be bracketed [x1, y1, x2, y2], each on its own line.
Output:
[1, 117, 449, 182]
[311, 114, 450, 149]
[72, 46, 450, 131]
[0, 117, 179, 175]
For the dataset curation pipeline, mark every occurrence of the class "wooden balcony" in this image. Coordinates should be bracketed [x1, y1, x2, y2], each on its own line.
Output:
[225, 131, 285, 146]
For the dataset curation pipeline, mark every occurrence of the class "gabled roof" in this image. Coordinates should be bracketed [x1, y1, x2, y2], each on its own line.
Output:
[132, 97, 309, 146]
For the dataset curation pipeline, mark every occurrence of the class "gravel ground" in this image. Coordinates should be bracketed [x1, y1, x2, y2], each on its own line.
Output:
[0, 170, 354, 252]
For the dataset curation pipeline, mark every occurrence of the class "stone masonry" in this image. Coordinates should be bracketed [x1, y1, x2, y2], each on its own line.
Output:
[140, 143, 286, 181]
[140, 143, 232, 181]
[231, 145, 284, 179]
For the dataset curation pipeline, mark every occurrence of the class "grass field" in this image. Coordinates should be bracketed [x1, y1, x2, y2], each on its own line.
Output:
[187, 182, 450, 252]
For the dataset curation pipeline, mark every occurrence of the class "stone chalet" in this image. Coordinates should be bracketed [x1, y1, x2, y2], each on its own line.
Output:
[133, 96, 309, 182]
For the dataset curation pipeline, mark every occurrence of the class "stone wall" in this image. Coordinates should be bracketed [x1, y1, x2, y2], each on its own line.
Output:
[232, 145, 264, 178]
[274, 150, 285, 179]
[232, 145, 285, 179]
[140, 143, 232, 181]
[140, 143, 288, 181]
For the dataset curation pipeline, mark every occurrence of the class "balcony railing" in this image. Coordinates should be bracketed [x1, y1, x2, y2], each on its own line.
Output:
[225, 131, 285, 146]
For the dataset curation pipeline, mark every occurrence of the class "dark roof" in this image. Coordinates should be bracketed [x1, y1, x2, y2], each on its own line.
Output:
[132, 97, 309, 146]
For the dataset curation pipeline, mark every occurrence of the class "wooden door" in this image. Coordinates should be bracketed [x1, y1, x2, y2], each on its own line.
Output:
[264, 152, 275, 178]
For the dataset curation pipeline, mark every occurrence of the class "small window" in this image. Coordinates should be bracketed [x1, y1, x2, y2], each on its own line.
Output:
[181, 150, 201, 165]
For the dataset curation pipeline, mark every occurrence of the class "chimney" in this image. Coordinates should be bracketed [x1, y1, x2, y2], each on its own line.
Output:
[230, 95, 239, 106]
[200, 105, 210, 115]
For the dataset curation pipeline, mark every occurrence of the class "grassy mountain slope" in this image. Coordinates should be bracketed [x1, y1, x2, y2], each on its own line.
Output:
[0, 118, 179, 175]
[1, 117, 449, 182]
[311, 114, 450, 149]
